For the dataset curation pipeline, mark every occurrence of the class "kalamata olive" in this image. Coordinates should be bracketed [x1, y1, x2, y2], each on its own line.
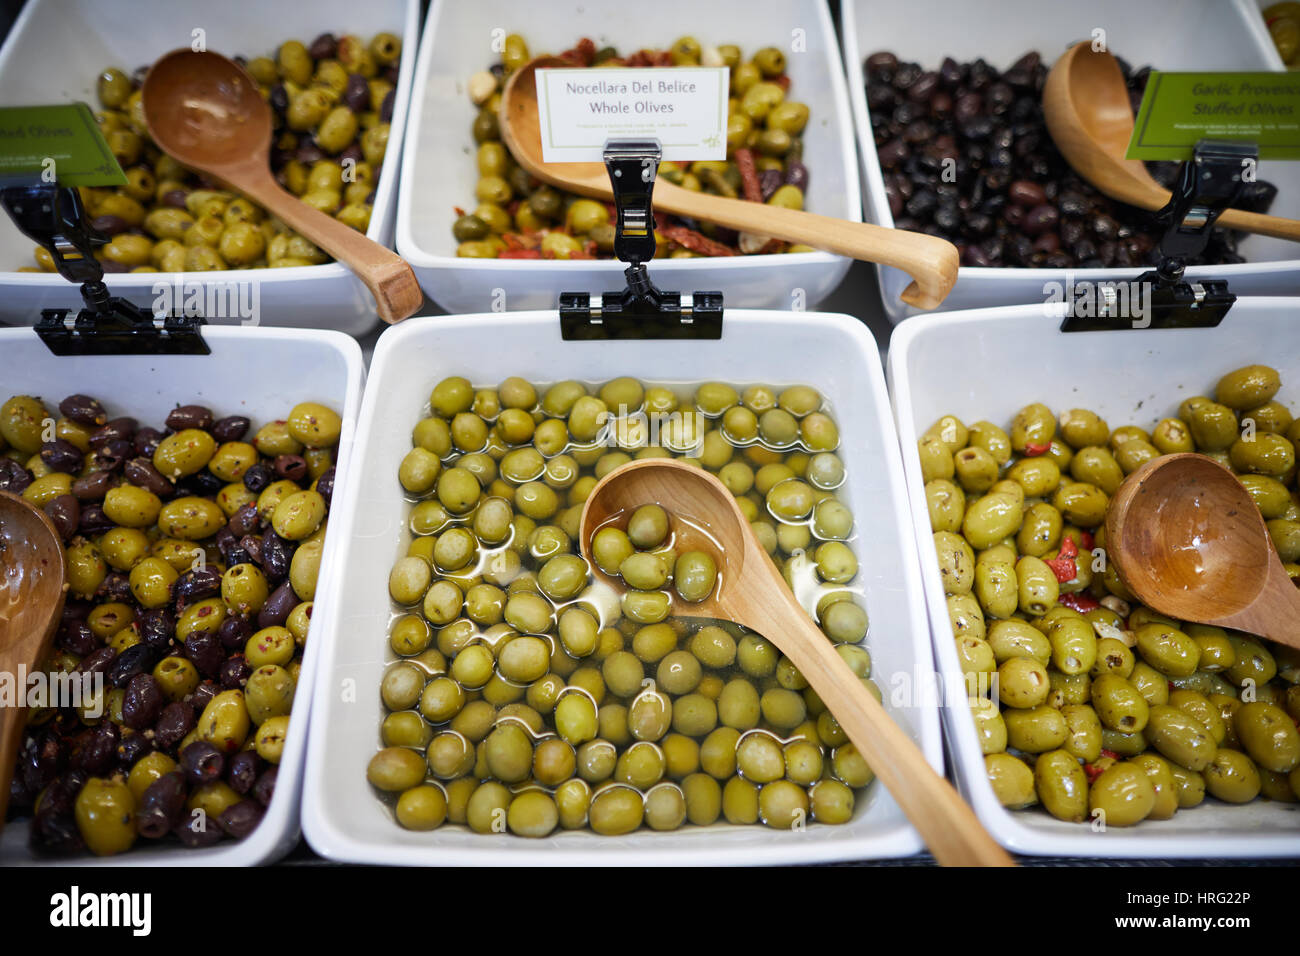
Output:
[227, 501, 261, 538]
[136, 611, 173, 655]
[153, 701, 195, 750]
[0, 459, 33, 493]
[260, 532, 293, 582]
[71, 469, 113, 501]
[227, 751, 262, 794]
[99, 571, 133, 601]
[180, 740, 225, 785]
[865, 51, 899, 75]
[297, 138, 326, 165]
[132, 426, 165, 456]
[39, 439, 83, 474]
[115, 732, 151, 769]
[257, 580, 299, 629]
[340, 142, 365, 166]
[252, 765, 278, 806]
[72, 722, 118, 774]
[309, 32, 338, 60]
[315, 467, 336, 508]
[183, 631, 224, 679]
[220, 655, 252, 690]
[172, 566, 222, 608]
[89, 214, 129, 237]
[32, 771, 88, 854]
[137, 772, 187, 839]
[78, 646, 116, 677]
[165, 404, 213, 432]
[89, 417, 136, 448]
[876, 138, 909, 168]
[893, 62, 921, 89]
[1092, 214, 1120, 240]
[867, 84, 895, 111]
[44, 495, 80, 540]
[58, 619, 98, 657]
[758, 168, 782, 202]
[186, 681, 218, 714]
[124, 457, 174, 497]
[240, 535, 264, 567]
[344, 73, 370, 112]
[242, 462, 273, 493]
[908, 70, 939, 102]
[107, 642, 158, 689]
[122, 673, 165, 730]
[1007, 179, 1047, 207]
[1033, 231, 1061, 254]
[939, 56, 963, 86]
[211, 415, 251, 443]
[274, 454, 308, 482]
[1022, 203, 1059, 235]
[161, 189, 189, 209]
[175, 470, 223, 497]
[218, 799, 265, 839]
[218, 613, 253, 652]
[174, 807, 225, 847]
[59, 394, 107, 427]
[380, 88, 396, 123]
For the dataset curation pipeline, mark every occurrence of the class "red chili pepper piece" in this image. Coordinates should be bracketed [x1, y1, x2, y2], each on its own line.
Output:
[1023, 441, 1052, 457]
[1080, 531, 1095, 551]
[1045, 555, 1077, 583]
[1100, 749, 1120, 761]
[659, 223, 736, 257]
[1084, 763, 1104, 783]
[734, 148, 763, 203]
[1057, 592, 1099, 613]
[497, 249, 541, 259]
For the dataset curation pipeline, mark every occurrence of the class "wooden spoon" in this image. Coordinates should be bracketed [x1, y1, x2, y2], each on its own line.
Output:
[501, 58, 960, 310]
[579, 458, 1014, 866]
[141, 49, 424, 323]
[1043, 42, 1300, 241]
[0, 491, 68, 830]
[1106, 453, 1300, 649]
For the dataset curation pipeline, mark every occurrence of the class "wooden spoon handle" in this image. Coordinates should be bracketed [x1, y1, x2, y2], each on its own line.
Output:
[1216, 207, 1300, 242]
[656, 183, 959, 310]
[232, 165, 423, 323]
[733, 547, 1014, 865]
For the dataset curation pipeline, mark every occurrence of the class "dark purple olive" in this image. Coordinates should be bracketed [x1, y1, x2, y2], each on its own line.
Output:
[344, 73, 370, 112]
[175, 470, 223, 497]
[123, 673, 166, 730]
[89, 416, 136, 448]
[865, 51, 898, 76]
[72, 722, 118, 774]
[212, 415, 251, 442]
[217, 799, 265, 839]
[153, 701, 195, 751]
[133, 426, 165, 456]
[274, 454, 308, 482]
[174, 810, 225, 847]
[309, 32, 338, 60]
[71, 469, 114, 501]
[180, 740, 225, 785]
[44, 495, 80, 540]
[186, 680, 219, 714]
[242, 462, 273, 493]
[99, 260, 129, 274]
[165, 404, 213, 432]
[218, 613, 254, 652]
[1022, 204, 1060, 236]
[227, 751, 262, 794]
[1007, 179, 1047, 208]
[252, 765, 279, 806]
[172, 566, 223, 607]
[380, 88, 396, 123]
[227, 501, 261, 538]
[257, 580, 299, 629]
[96, 572, 132, 603]
[137, 772, 187, 839]
[115, 731, 151, 769]
[139, 607, 176, 649]
[107, 642, 158, 688]
[40, 438, 84, 474]
[296, 138, 326, 165]
[183, 631, 225, 679]
[339, 142, 364, 166]
[161, 188, 189, 209]
[315, 467, 337, 508]
[59, 394, 107, 427]
[240, 535, 264, 566]
[260, 533, 292, 582]
[124, 457, 175, 497]
[78, 646, 117, 676]
[220, 655, 252, 689]
[0, 459, 33, 493]
[58, 619, 98, 656]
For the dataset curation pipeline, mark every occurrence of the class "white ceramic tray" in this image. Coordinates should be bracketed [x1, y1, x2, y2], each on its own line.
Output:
[888, 299, 1300, 857]
[842, 0, 1297, 324]
[397, 0, 861, 315]
[0, 0, 420, 335]
[302, 309, 941, 865]
[0, 325, 364, 865]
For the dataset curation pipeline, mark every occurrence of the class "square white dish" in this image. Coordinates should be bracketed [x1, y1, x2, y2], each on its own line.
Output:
[397, 0, 861, 315]
[888, 299, 1300, 857]
[0, 325, 364, 865]
[0, 0, 419, 335]
[842, 0, 1297, 324]
[302, 308, 941, 865]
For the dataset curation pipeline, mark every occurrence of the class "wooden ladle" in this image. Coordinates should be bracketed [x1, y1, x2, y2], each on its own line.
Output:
[141, 50, 424, 323]
[501, 57, 960, 310]
[579, 458, 1014, 866]
[0, 491, 68, 829]
[1043, 42, 1300, 241]
[1106, 453, 1300, 649]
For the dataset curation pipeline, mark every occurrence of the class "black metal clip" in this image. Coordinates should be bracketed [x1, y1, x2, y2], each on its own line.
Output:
[1061, 138, 1248, 333]
[560, 139, 723, 340]
[0, 179, 208, 355]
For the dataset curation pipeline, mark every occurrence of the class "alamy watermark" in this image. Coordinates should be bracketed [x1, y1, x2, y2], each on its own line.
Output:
[152, 275, 261, 326]
[1043, 272, 1152, 329]
[0, 665, 104, 716]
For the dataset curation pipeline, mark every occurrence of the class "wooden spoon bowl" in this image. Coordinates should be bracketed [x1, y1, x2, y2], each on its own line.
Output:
[1105, 453, 1300, 648]
[1043, 42, 1300, 241]
[142, 49, 424, 323]
[501, 57, 960, 310]
[0, 491, 68, 829]
[579, 458, 1013, 866]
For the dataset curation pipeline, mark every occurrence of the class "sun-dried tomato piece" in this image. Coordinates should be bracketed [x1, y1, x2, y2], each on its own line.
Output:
[734, 148, 762, 203]
[659, 223, 736, 257]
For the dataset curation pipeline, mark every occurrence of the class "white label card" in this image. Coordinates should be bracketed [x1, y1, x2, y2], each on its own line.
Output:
[534, 67, 728, 162]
